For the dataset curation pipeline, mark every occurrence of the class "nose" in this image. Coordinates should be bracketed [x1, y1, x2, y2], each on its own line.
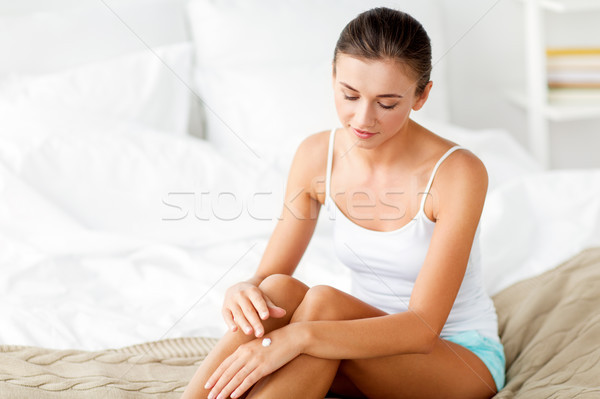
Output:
[354, 101, 376, 128]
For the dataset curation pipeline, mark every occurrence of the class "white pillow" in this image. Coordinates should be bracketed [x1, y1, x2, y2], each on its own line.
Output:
[0, 111, 286, 248]
[0, 42, 194, 134]
[480, 169, 600, 296]
[186, 0, 450, 172]
[413, 117, 543, 194]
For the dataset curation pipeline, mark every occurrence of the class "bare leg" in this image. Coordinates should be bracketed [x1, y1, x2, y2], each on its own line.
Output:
[245, 285, 497, 399]
[245, 285, 385, 399]
[181, 275, 309, 399]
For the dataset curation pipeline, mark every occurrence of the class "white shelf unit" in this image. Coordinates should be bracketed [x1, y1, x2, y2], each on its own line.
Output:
[506, 90, 600, 121]
[537, 0, 600, 12]
[512, 0, 600, 169]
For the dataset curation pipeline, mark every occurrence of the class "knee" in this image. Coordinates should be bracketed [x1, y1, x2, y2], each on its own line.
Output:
[259, 274, 306, 295]
[258, 274, 309, 306]
[292, 285, 341, 322]
[258, 273, 291, 291]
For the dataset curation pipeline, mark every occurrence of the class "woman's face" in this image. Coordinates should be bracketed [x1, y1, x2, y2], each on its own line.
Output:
[332, 54, 431, 148]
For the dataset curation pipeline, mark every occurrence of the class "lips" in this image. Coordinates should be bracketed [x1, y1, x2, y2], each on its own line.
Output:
[352, 127, 377, 139]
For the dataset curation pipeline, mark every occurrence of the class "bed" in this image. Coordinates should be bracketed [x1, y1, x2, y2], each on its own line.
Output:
[1, 1, 599, 398]
[1, 247, 599, 398]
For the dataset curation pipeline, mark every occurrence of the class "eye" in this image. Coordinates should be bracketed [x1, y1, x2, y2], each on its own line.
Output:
[379, 103, 398, 110]
[344, 95, 398, 110]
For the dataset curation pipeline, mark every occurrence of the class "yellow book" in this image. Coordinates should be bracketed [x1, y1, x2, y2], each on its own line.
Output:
[547, 48, 600, 56]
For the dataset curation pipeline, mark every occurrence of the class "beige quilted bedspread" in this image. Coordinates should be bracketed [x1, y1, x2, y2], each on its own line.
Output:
[491, 246, 600, 398]
[0, 337, 217, 398]
[1, 247, 600, 398]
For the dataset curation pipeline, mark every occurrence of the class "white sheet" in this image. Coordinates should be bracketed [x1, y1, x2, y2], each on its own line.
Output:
[0, 117, 347, 351]
[0, 215, 346, 350]
[480, 169, 600, 296]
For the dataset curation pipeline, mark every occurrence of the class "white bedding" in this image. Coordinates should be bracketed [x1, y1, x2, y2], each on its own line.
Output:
[2, 0, 600, 355]
[0, 115, 348, 351]
[2, 114, 599, 352]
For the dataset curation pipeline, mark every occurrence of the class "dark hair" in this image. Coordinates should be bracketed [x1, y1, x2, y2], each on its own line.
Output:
[332, 7, 432, 96]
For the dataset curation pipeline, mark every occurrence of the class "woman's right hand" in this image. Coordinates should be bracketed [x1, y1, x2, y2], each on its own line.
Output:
[222, 281, 286, 338]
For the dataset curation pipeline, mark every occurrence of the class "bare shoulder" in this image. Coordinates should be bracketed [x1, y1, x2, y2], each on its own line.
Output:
[419, 122, 488, 194]
[439, 147, 488, 190]
[288, 129, 331, 202]
[435, 146, 489, 218]
[414, 120, 489, 221]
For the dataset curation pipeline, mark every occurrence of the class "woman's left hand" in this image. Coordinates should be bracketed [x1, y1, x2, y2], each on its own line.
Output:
[204, 325, 303, 399]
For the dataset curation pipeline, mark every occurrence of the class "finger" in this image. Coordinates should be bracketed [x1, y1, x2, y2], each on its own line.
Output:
[265, 296, 287, 318]
[230, 369, 263, 399]
[247, 289, 270, 320]
[217, 364, 257, 399]
[208, 358, 247, 399]
[204, 352, 236, 390]
[221, 308, 237, 332]
[239, 297, 264, 337]
[231, 306, 253, 336]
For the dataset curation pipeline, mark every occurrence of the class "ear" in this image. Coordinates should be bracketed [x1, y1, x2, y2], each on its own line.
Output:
[412, 81, 433, 111]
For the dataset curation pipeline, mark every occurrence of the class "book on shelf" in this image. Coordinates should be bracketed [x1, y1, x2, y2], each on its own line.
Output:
[546, 48, 600, 57]
[548, 87, 600, 105]
[546, 47, 600, 89]
[547, 71, 600, 86]
[547, 56, 600, 70]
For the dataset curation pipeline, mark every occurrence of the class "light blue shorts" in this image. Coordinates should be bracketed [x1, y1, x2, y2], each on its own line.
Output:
[444, 330, 506, 392]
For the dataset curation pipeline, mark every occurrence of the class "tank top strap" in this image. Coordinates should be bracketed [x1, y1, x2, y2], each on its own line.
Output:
[325, 127, 337, 202]
[419, 145, 464, 212]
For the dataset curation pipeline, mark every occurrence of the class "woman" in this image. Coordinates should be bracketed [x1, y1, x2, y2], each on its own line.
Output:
[182, 7, 505, 399]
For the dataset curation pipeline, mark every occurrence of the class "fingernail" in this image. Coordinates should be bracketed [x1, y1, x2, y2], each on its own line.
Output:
[244, 327, 252, 334]
[204, 382, 210, 389]
[207, 392, 214, 399]
[256, 329, 263, 337]
[260, 312, 268, 319]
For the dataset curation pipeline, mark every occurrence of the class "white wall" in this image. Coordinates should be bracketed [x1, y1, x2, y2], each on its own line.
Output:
[0, 0, 190, 74]
[440, 0, 600, 169]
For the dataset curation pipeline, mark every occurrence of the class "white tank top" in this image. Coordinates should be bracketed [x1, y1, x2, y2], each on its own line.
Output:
[324, 127, 500, 341]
